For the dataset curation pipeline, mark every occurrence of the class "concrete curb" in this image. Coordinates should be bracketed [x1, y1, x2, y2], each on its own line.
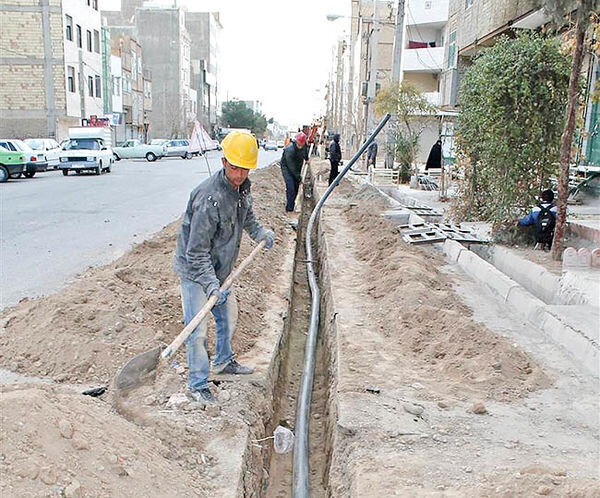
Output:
[444, 239, 598, 377]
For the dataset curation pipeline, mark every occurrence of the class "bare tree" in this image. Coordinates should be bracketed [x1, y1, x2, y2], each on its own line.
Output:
[539, 0, 600, 260]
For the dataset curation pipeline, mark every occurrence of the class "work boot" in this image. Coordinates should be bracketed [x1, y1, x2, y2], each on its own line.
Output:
[189, 387, 215, 404]
[213, 359, 254, 375]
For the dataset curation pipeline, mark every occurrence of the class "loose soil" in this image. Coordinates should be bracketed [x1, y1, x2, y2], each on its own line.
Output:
[335, 180, 551, 403]
[312, 168, 598, 496]
[0, 165, 296, 497]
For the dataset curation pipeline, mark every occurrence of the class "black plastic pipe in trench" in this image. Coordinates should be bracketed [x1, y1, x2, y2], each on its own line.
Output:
[292, 113, 392, 497]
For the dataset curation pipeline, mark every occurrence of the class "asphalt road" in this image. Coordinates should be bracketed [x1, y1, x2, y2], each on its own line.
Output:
[1, 149, 282, 309]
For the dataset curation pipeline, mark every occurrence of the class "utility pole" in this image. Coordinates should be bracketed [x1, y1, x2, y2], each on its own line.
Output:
[384, 0, 405, 168]
[365, 0, 380, 143]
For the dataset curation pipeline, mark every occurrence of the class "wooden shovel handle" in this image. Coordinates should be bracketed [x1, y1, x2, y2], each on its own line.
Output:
[162, 240, 267, 359]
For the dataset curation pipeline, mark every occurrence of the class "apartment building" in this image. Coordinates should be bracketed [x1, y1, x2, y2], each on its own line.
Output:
[135, 6, 193, 139]
[330, 0, 450, 162]
[439, 0, 598, 167]
[186, 12, 222, 132]
[0, 0, 103, 139]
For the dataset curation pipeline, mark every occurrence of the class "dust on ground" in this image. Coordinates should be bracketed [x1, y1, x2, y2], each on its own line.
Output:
[316, 172, 597, 496]
[336, 181, 551, 403]
[0, 164, 294, 497]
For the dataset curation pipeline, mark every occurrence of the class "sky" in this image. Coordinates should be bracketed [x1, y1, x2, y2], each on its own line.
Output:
[102, 0, 351, 129]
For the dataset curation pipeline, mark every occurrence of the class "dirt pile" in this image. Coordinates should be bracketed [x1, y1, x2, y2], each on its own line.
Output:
[0, 384, 209, 498]
[337, 179, 551, 402]
[0, 165, 290, 386]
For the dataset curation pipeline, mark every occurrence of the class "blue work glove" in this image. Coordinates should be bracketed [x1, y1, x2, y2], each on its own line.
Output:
[211, 288, 230, 306]
[262, 230, 275, 250]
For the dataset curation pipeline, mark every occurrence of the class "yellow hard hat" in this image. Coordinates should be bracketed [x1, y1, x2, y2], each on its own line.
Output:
[221, 131, 258, 170]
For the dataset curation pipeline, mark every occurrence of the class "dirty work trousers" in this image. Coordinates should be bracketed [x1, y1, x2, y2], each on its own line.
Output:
[180, 277, 238, 391]
[328, 160, 340, 186]
[281, 168, 300, 212]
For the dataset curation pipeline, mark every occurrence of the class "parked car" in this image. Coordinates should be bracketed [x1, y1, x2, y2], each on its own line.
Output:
[113, 139, 166, 162]
[277, 140, 285, 148]
[0, 145, 25, 182]
[163, 139, 193, 159]
[0, 139, 48, 178]
[264, 141, 278, 151]
[59, 127, 113, 175]
[24, 138, 62, 169]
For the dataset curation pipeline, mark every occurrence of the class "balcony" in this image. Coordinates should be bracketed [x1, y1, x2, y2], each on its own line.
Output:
[406, 0, 448, 28]
[422, 91, 440, 106]
[403, 46, 444, 73]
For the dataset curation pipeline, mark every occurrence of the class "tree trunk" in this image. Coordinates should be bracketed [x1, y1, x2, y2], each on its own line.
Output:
[551, 21, 586, 260]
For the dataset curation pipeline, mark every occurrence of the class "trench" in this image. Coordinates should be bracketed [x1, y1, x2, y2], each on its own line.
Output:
[252, 173, 333, 497]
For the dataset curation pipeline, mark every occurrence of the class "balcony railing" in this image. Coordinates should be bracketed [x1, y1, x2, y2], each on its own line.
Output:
[403, 46, 444, 73]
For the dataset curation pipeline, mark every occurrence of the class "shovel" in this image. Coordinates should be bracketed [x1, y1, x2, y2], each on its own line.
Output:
[114, 240, 267, 394]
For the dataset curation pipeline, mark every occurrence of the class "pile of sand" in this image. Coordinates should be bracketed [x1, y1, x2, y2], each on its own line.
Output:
[337, 180, 551, 402]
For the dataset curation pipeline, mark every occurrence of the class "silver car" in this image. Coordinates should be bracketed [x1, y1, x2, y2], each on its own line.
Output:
[163, 139, 193, 159]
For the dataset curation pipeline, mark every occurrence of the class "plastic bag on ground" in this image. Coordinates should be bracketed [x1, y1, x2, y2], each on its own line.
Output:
[273, 425, 294, 454]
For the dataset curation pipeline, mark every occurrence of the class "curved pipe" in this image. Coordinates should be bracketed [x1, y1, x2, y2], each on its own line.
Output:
[292, 114, 392, 497]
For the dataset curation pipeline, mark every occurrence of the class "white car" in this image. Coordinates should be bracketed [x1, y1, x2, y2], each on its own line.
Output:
[59, 128, 113, 176]
[0, 139, 48, 178]
[24, 138, 62, 169]
[113, 139, 166, 162]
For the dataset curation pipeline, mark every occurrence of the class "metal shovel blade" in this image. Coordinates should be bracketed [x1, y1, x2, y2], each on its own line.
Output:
[114, 346, 162, 392]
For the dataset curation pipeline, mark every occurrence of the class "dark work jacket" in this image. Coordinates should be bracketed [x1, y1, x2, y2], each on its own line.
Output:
[367, 141, 378, 159]
[173, 169, 268, 296]
[280, 142, 305, 182]
[329, 139, 341, 163]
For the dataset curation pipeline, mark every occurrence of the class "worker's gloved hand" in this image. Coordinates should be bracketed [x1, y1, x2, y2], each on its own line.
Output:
[211, 288, 230, 306]
[261, 230, 275, 250]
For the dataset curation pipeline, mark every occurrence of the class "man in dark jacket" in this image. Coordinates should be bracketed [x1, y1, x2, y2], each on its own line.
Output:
[328, 133, 342, 185]
[173, 131, 274, 403]
[280, 131, 307, 212]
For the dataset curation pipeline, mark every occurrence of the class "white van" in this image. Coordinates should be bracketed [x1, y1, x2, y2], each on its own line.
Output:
[59, 127, 114, 176]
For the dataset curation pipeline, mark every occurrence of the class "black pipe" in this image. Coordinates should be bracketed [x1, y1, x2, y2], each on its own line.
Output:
[292, 113, 392, 497]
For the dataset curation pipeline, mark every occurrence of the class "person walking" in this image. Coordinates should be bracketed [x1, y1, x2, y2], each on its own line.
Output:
[328, 133, 342, 185]
[366, 139, 378, 168]
[518, 189, 557, 250]
[173, 131, 275, 403]
[280, 131, 307, 213]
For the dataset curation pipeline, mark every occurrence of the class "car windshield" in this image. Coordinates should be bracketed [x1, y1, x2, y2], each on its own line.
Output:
[12, 140, 33, 152]
[64, 139, 101, 150]
[25, 139, 45, 150]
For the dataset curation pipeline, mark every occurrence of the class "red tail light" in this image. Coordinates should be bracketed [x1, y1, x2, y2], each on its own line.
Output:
[31, 156, 37, 161]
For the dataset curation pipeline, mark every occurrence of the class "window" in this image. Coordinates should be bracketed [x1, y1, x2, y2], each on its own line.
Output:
[76, 25, 82, 48]
[465, 0, 474, 8]
[88, 76, 94, 97]
[86, 30, 92, 52]
[95, 75, 101, 98]
[67, 66, 75, 92]
[65, 15, 73, 41]
[93, 30, 100, 53]
[447, 30, 457, 69]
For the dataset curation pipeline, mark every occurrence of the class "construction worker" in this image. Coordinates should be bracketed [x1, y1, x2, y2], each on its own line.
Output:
[173, 131, 275, 403]
[280, 131, 307, 212]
